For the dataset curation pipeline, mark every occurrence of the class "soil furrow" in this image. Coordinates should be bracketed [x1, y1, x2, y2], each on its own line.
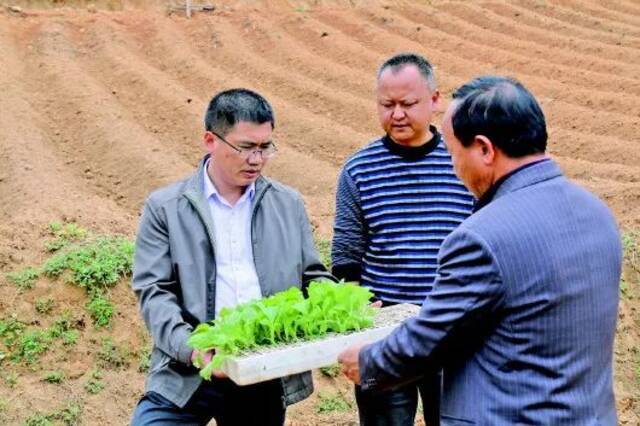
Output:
[66, 17, 207, 165]
[182, 14, 377, 140]
[596, 0, 640, 16]
[483, 2, 640, 50]
[355, 5, 640, 96]
[218, 10, 376, 103]
[512, 0, 640, 39]
[16, 19, 194, 214]
[560, 0, 640, 30]
[0, 21, 134, 242]
[426, 2, 640, 75]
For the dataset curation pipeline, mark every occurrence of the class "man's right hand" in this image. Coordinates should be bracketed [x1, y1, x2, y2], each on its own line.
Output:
[190, 350, 228, 379]
[191, 349, 213, 368]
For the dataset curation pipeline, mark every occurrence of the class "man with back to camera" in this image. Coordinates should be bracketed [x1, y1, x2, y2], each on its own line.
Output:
[130, 88, 333, 425]
[338, 76, 622, 425]
[331, 53, 474, 425]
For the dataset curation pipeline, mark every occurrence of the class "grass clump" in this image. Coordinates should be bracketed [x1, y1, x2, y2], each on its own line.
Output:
[23, 413, 52, 426]
[48, 314, 80, 346]
[621, 279, 629, 298]
[54, 402, 82, 425]
[23, 401, 81, 426]
[97, 337, 130, 369]
[43, 236, 134, 291]
[316, 392, 350, 414]
[84, 370, 104, 394]
[319, 363, 341, 378]
[623, 230, 639, 272]
[42, 234, 132, 327]
[7, 222, 133, 335]
[12, 330, 49, 364]
[0, 313, 80, 365]
[5, 267, 39, 291]
[0, 316, 26, 347]
[314, 237, 331, 269]
[3, 372, 18, 388]
[86, 293, 114, 328]
[621, 230, 639, 299]
[138, 345, 151, 373]
[42, 371, 65, 384]
[35, 298, 55, 315]
[45, 221, 88, 252]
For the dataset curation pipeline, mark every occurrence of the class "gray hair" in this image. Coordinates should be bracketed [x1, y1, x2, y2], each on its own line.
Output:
[204, 88, 274, 136]
[377, 53, 437, 91]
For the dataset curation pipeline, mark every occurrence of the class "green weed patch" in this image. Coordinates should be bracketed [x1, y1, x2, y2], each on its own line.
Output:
[316, 392, 350, 414]
[0, 313, 80, 365]
[319, 363, 341, 378]
[86, 293, 114, 328]
[42, 371, 64, 384]
[623, 230, 639, 272]
[45, 222, 88, 252]
[23, 401, 81, 426]
[35, 298, 55, 315]
[5, 267, 39, 291]
[84, 370, 104, 394]
[43, 236, 134, 291]
[314, 237, 332, 269]
[96, 337, 130, 370]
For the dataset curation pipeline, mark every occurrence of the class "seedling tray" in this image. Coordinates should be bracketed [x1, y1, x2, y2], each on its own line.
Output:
[219, 303, 420, 385]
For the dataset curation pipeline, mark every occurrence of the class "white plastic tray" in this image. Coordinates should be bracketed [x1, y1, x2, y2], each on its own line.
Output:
[219, 303, 420, 385]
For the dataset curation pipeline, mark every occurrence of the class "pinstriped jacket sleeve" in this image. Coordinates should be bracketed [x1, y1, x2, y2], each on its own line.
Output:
[331, 166, 366, 281]
[359, 226, 506, 391]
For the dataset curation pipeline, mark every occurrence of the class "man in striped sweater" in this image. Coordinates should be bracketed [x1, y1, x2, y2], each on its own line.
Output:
[332, 53, 474, 425]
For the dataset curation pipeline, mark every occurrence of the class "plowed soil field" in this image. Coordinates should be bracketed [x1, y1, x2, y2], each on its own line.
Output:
[1, 1, 639, 424]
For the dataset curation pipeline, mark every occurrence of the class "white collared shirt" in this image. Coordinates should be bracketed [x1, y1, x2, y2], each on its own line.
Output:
[203, 159, 262, 317]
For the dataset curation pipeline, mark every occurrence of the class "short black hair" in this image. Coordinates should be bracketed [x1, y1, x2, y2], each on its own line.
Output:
[378, 53, 436, 91]
[204, 88, 274, 136]
[451, 76, 547, 158]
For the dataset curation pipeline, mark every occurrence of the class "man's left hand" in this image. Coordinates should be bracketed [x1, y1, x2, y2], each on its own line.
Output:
[337, 342, 366, 385]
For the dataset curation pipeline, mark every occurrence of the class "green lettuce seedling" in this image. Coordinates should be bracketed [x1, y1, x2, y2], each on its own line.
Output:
[188, 281, 375, 379]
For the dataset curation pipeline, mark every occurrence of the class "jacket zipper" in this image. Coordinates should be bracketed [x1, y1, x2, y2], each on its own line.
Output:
[248, 182, 287, 402]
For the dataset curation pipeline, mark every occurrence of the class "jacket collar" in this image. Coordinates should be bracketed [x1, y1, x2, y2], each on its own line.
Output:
[474, 157, 561, 212]
[182, 155, 273, 255]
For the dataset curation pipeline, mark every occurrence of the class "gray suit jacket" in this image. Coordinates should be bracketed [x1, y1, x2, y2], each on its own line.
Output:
[132, 155, 332, 407]
[360, 159, 622, 425]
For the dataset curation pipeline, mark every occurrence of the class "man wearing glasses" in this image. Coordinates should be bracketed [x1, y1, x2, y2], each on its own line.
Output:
[131, 88, 332, 425]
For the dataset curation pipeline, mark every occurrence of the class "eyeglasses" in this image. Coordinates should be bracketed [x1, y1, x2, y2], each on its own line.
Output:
[211, 131, 278, 159]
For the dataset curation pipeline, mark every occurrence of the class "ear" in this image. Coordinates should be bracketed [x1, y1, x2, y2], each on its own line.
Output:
[430, 90, 441, 110]
[473, 135, 496, 165]
[204, 131, 215, 152]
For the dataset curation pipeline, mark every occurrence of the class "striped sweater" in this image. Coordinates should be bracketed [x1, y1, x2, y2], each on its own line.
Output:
[331, 127, 474, 305]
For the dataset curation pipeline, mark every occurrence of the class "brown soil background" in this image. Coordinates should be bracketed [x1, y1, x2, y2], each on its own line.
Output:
[0, 0, 639, 424]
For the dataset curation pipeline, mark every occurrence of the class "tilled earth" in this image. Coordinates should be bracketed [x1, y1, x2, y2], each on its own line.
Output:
[0, 1, 639, 424]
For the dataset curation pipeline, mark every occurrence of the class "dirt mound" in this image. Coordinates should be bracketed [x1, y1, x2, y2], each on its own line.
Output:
[0, 1, 638, 424]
